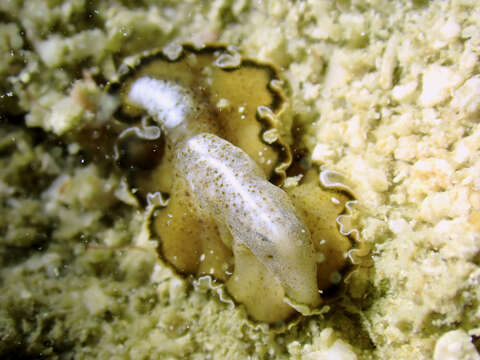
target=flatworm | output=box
[86,44,363,324]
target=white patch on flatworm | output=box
[176,133,319,306]
[128,76,192,129]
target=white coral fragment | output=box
[419,65,462,107]
[434,330,480,360]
